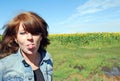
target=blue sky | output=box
[0,0,120,34]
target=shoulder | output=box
[40,50,52,60]
[42,51,53,66]
[44,51,53,61]
[0,54,14,72]
[0,53,19,67]
[0,59,3,70]
[0,53,18,61]
[46,52,52,59]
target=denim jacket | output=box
[0,49,53,81]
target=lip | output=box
[27,44,35,49]
[27,43,34,46]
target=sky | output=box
[0,0,120,34]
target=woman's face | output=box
[15,23,42,55]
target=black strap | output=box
[33,68,45,81]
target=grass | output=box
[47,46,120,81]
[0,33,120,80]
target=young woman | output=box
[0,11,53,81]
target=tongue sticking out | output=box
[27,44,35,49]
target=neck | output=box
[21,50,41,70]
[21,50,36,61]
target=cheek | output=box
[16,37,25,46]
[36,36,42,42]
[35,37,42,47]
[36,38,41,45]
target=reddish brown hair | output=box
[0,11,50,58]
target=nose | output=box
[27,33,33,40]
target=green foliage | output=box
[1,32,120,80]
[47,32,120,80]
[48,46,120,81]
[0,35,2,42]
[49,32,120,48]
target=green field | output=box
[0,33,120,81]
[47,33,120,81]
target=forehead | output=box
[18,23,24,31]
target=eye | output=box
[19,31,27,35]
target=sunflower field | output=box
[49,32,120,48]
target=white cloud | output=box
[52,0,120,33]
[59,0,120,25]
[74,0,120,19]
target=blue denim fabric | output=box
[0,49,53,81]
